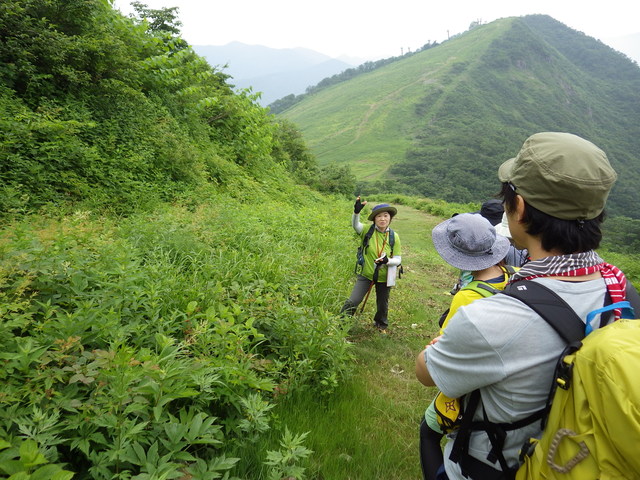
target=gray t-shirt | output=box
[425,277,609,479]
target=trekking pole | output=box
[358,279,376,315]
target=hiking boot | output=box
[374,322,388,333]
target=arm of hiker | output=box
[352,214,364,234]
[415,349,436,387]
[352,197,366,234]
[426,304,506,398]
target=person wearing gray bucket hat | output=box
[340,197,402,332]
[416,132,638,480]
[419,213,517,480]
[432,213,510,272]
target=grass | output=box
[249,203,457,479]
[4,194,636,479]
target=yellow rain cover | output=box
[516,320,640,479]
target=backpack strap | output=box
[625,281,640,313]
[461,266,518,299]
[501,280,585,343]
[355,226,396,276]
[362,225,395,255]
[362,224,376,251]
[503,264,517,276]
[462,281,501,298]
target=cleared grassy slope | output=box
[281,15,640,217]
[282,19,512,180]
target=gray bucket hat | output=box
[432,213,511,271]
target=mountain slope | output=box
[281,15,640,218]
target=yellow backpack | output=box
[449,280,640,480]
[516,318,640,479]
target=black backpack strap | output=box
[363,225,394,254]
[449,389,481,467]
[362,224,375,250]
[501,280,585,343]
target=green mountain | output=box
[281,15,640,218]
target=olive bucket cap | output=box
[498,132,617,220]
[368,203,397,221]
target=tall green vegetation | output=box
[0,0,354,220]
[0,193,356,478]
[0,0,359,477]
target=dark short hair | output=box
[500,182,604,254]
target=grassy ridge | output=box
[282,20,510,180]
[280,15,640,217]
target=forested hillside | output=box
[0,0,353,220]
[281,15,640,220]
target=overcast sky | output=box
[113,0,640,61]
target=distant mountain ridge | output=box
[193,42,356,105]
[280,15,640,219]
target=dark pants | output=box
[420,418,445,480]
[341,274,391,328]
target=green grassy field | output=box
[242,204,456,479]
[242,201,640,479]
[281,19,511,180]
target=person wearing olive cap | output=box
[416,132,635,479]
[341,197,402,331]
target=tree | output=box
[131,1,182,35]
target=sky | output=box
[112,0,640,62]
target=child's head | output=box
[432,213,510,271]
